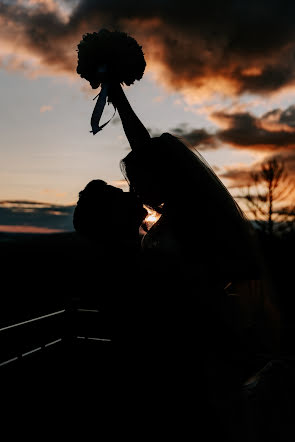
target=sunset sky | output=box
[1,0,295,231]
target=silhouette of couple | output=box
[73,83,279,441]
[75,82,258,274]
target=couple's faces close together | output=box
[111,192,148,232]
[122,151,167,210]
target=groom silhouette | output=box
[73,179,147,243]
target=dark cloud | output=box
[263,151,295,175]
[221,151,295,188]
[0,201,75,231]
[148,104,295,155]
[163,104,295,187]
[213,105,295,150]
[265,105,295,127]
[2,1,295,96]
[169,124,218,150]
[220,167,254,188]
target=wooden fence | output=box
[0,305,111,367]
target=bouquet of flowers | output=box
[77,29,146,134]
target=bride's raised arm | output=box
[109,83,151,152]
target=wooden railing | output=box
[0,305,111,367]
[2,302,293,371]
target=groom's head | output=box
[73,179,147,240]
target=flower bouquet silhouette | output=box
[77,29,146,134]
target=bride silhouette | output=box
[106,82,280,440]
[74,30,282,439]
[73,81,280,441]
[110,83,270,286]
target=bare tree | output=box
[237,157,295,236]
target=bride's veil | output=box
[176,134,280,352]
[190,146,246,220]
[141,132,280,352]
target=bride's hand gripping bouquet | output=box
[77,29,146,135]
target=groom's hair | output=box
[73,180,124,238]
[73,179,147,241]
[77,179,123,199]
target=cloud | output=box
[213,105,295,151]
[150,103,295,156]
[40,104,53,112]
[220,165,255,188]
[169,123,219,150]
[0,225,65,233]
[220,150,295,189]
[2,1,295,98]
[0,0,78,79]
[167,104,295,185]
[0,200,75,231]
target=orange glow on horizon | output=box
[0,225,67,234]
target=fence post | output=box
[63,297,79,348]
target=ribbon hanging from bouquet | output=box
[90,83,116,135]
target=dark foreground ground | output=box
[1,230,295,440]
[2,336,295,441]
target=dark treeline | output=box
[1,226,295,347]
[256,229,295,335]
